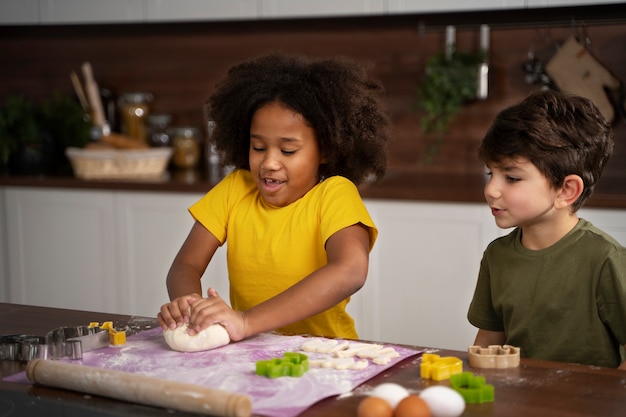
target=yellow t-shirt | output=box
[189,169,377,338]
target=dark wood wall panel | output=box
[1,6,625,195]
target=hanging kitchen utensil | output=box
[545,34,621,122]
[476,24,490,100]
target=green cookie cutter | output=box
[449,371,495,403]
[256,352,309,378]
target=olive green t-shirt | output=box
[468,219,626,368]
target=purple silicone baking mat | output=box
[4,328,424,417]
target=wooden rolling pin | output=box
[81,62,107,128]
[26,359,252,417]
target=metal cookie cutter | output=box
[0,326,110,361]
[1,334,45,361]
[46,325,110,360]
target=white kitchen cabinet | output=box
[526,0,624,6]
[3,187,626,351]
[0,0,38,24]
[4,188,118,313]
[387,0,525,13]
[39,0,143,24]
[358,200,501,350]
[145,0,258,22]
[357,201,626,351]
[113,191,229,317]
[1,187,228,318]
[1,0,618,25]
[258,0,384,18]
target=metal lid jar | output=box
[170,126,201,170]
[147,114,172,147]
[118,92,153,144]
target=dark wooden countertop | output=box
[2,169,626,209]
[1,303,625,417]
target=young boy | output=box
[467,90,626,369]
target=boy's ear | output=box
[555,174,584,209]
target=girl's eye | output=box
[282,150,296,156]
[506,176,520,183]
[485,171,493,177]
[252,146,265,152]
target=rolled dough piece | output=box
[163,324,230,352]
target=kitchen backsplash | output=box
[1,6,625,182]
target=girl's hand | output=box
[157,293,201,330]
[187,288,247,341]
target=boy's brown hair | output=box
[478,89,614,211]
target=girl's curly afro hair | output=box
[205,52,392,185]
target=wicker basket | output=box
[66,147,173,180]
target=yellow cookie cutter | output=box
[89,321,126,346]
[420,353,463,381]
[468,345,520,369]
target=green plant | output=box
[0,95,39,164]
[416,50,485,163]
[0,93,91,173]
[40,93,91,149]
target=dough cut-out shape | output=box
[299,338,398,368]
[163,323,230,352]
[468,345,520,369]
[357,346,398,359]
[372,351,400,365]
[309,356,369,370]
[335,342,383,358]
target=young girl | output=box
[158,53,391,342]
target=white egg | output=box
[419,386,465,417]
[370,383,410,409]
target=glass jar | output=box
[118,92,153,144]
[147,114,172,147]
[170,127,201,170]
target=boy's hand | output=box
[157,293,201,330]
[186,288,247,341]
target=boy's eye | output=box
[252,146,265,152]
[282,150,296,155]
[506,176,520,183]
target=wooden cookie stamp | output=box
[468,345,520,369]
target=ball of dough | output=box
[163,323,230,352]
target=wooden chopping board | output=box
[546,35,621,122]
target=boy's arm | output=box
[473,329,506,347]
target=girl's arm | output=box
[473,329,506,347]
[186,223,371,341]
[157,221,220,330]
